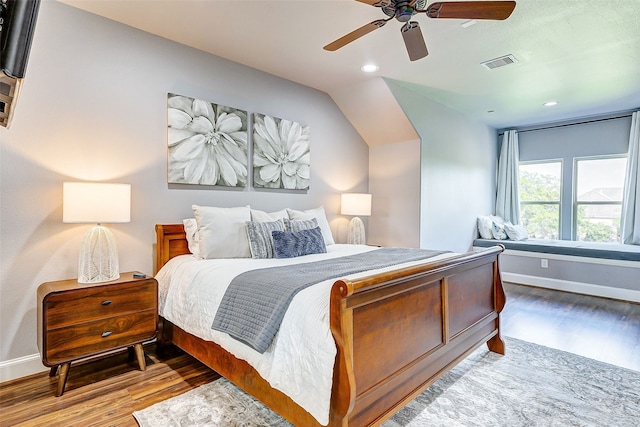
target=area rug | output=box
[133,337,640,426]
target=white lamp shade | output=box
[63,182,130,283]
[63,182,131,224]
[341,193,372,217]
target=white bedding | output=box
[155,244,455,425]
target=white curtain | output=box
[496,130,520,223]
[621,111,640,245]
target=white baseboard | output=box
[0,353,47,383]
[502,272,640,303]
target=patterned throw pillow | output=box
[271,226,327,258]
[284,217,318,232]
[245,219,285,259]
[491,220,508,240]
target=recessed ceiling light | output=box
[361,64,379,73]
[461,20,477,28]
[543,101,558,107]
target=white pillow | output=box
[182,218,201,258]
[286,206,335,245]
[477,216,494,239]
[504,222,529,241]
[250,208,288,222]
[192,205,252,258]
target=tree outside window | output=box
[575,157,627,243]
[519,161,561,239]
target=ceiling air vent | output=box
[481,54,518,70]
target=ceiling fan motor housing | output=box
[396,5,415,22]
[384,0,427,22]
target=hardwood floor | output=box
[0,345,219,427]
[501,283,640,371]
[1,283,638,426]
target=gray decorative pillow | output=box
[272,226,327,258]
[504,222,529,241]
[284,217,318,232]
[246,219,285,259]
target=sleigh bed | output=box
[154,223,505,426]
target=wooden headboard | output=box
[155,224,190,274]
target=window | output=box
[518,156,628,243]
[519,161,562,239]
[574,156,627,243]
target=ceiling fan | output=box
[324,1,516,61]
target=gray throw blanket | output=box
[212,247,448,353]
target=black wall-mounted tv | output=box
[0,0,39,127]
[1,0,41,79]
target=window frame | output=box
[518,159,564,239]
[572,154,627,241]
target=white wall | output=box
[385,80,498,253]
[369,139,421,247]
[0,1,368,379]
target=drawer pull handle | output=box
[101,300,112,306]
[101,331,112,338]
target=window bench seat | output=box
[473,238,640,262]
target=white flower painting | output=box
[253,113,310,190]
[167,93,248,187]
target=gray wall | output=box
[386,80,498,253]
[499,253,639,292]
[0,1,368,368]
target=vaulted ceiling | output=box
[60,0,640,145]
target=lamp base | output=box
[78,225,120,283]
[347,217,366,245]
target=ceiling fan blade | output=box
[324,19,389,51]
[401,22,429,61]
[355,0,389,5]
[423,1,516,20]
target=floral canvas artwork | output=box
[167,93,248,187]
[253,113,310,190]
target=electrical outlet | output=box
[541,259,548,268]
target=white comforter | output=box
[155,244,454,425]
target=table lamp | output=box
[341,193,372,245]
[63,182,131,283]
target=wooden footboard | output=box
[329,246,504,426]
[154,224,505,427]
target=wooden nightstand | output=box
[37,272,158,396]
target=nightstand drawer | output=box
[44,310,157,365]
[45,280,156,329]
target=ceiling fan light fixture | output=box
[361,64,379,73]
[461,19,477,28]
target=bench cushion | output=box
[473,238,640,262]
